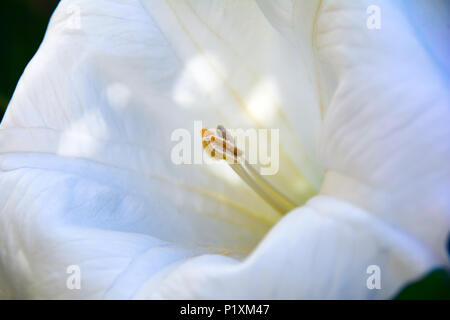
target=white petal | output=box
[138,196,437,299]
[315,0,450,263]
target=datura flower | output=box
[0,0,448,299]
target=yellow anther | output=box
[201,127,242,163]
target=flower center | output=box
[202,125,298,214]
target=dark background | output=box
[0,0,59,118]
[0,0,448,300]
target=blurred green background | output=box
[0,0,59,118]
[0,0,448,300]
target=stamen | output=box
[202,127,242,163]
[201,125,298,214]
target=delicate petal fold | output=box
[138,196,437,299]
[315,0,450,263]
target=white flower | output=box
[0,0,448,299]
